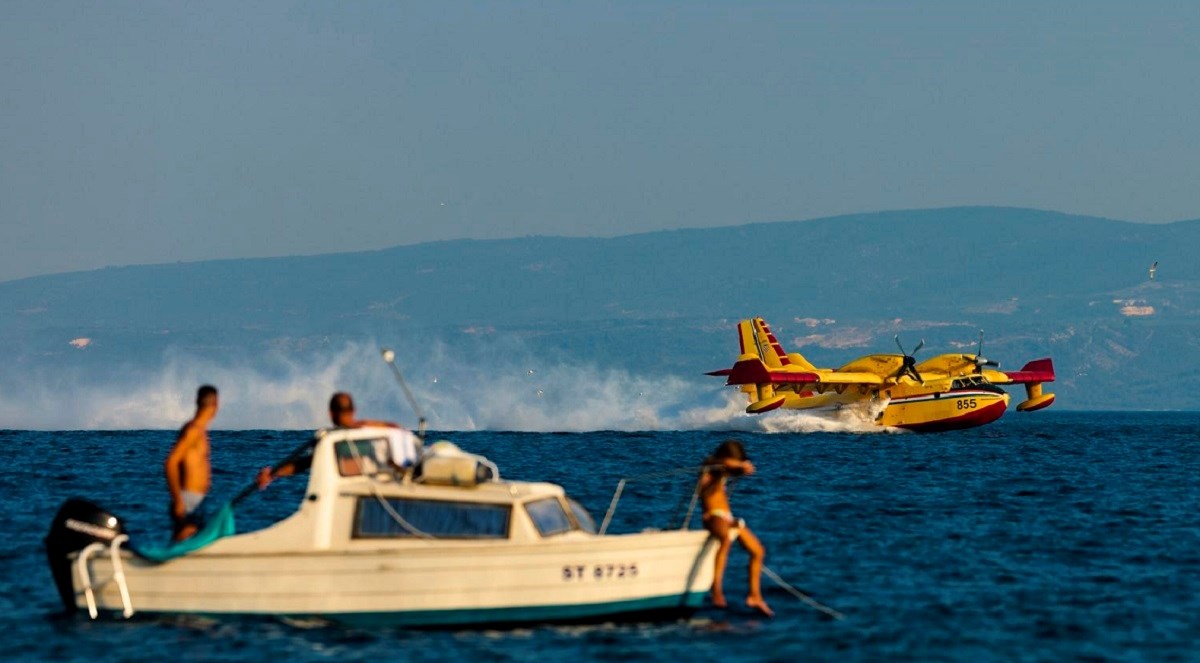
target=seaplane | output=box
[707,317,1056,432]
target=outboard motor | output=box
[44,498,127,613]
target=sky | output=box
[3,1,1200,283]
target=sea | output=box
[2,411,1198,662]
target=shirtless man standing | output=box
[165,385,219,541]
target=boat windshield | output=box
[567,498,597,534]
[334,432,419,477]
[335,439,388,476]
[525,498,574,537]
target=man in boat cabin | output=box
[164,385,219,541]
[698,439,773,617]
[256,391,400,488]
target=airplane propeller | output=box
[894,335,925,383]
[971,329,1000,372]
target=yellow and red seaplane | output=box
[707,317,1056,432]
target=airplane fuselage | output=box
[878,385,1009,432]
[775,380,1011,432]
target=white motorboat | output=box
[45,427,717,626]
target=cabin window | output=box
[525,498,574,537]
[567,498,597,534]
[354,498,510,539]
[334,439,389,476]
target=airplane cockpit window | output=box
[953,376,989,389]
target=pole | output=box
[231,437,316,505]
[381,348,427,439]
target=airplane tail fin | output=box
[705,317,815,413]
[748,317,818,371]
[705,319,774,386]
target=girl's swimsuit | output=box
[702,509,745,541]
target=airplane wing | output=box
[915,354,980,377]
[835,354,906,380]
[707,362,885,386]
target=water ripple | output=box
[3,412,1200,660]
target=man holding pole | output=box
[256,392,399,488]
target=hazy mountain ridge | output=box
[3,207,1198,413]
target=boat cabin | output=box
[238,427,598,553]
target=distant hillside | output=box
[2,206,1198,418]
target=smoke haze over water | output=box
[0,338,895,434]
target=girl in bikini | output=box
[698,440,773,617]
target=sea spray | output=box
[0,337,895,433]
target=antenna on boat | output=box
[381,348,427,440]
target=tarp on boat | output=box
[132,502,236,563]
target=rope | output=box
[692,468,846,620]
[675,480,702,531]
[680,468,743,530]
[762,565,846,621]
[598,461,848,621]
[721,474,845,620]
[369,489,435,540]
[345,439,435,540]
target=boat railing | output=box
[598,465,711,536]
[78,533,134,620]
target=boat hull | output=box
[322,593,707,628]
[65,531,716,626]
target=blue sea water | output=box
[2,412,1199,661]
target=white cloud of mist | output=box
[754,398,900,435]
[0,336,897,434]
[0,344,381,430]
